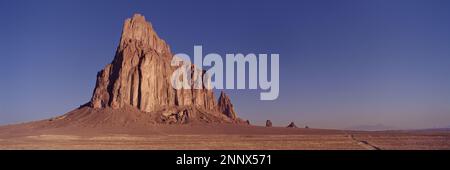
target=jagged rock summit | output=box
[87,14,244,125]
[217,91,238,120]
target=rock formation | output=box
[217,91,237,120]
[245,120,251,125]
[266,120,272,127]
[287,122,297,128]
[89,14,242,124]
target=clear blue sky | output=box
[1,0,450,129]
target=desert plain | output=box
[1,121,449,150]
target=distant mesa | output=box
[265,120,272,127]
[286,122,297,128]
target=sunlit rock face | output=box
[90,14,240,123]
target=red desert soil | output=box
[0,107,449,150]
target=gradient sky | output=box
[1,0,450,129]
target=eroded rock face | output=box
[217,91,237,120]
[90,14,238,122]
[161,108,190,124]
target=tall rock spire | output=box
[90,14,237,122]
